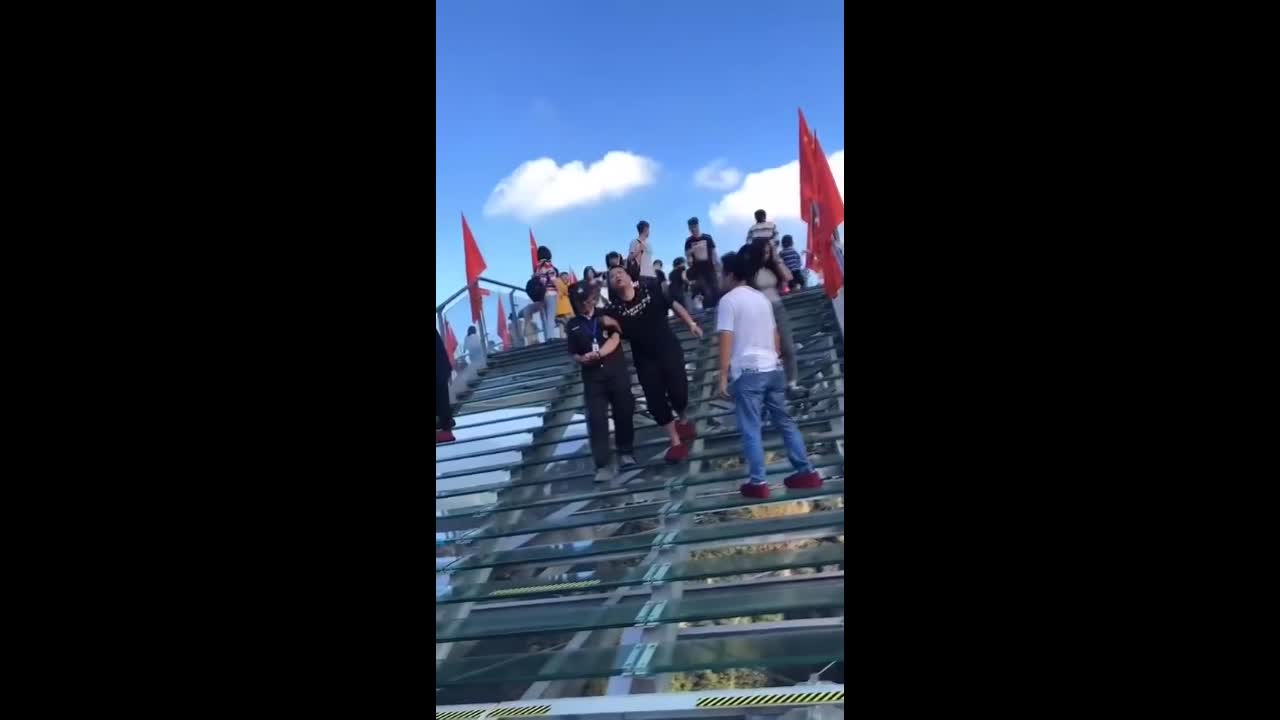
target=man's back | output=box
[716,286,778,377]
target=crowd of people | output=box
[435,208,823,500]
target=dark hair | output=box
[781,234,794,247]
[687,216,699,227]
[583,265,597,281]
[749,234,775,261]
[537,245,552,261]
[722,250,752,283]
[605,251,622,268]
[568,281,591,315]
[754,209,767,222]
[653,259,663,268]
[636,220,649,234]
[672,257,685,267]
[467,326,478,335]
[739,242,766,281]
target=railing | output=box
[436,276,552,368]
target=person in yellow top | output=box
[554,272,574,335]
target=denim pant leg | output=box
[772,299,798,385]
[763,370,813,473]
[731,372,768,484]
[542,291,559,340]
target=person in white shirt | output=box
[628,220,656,278]
[716,247,820,499]
[464,326,485,364]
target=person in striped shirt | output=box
[779,234,805,290]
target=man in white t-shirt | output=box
[628,220,655,278]
[715,247,820,499]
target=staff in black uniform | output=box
[566,282,636,482]
[605,265,702,463]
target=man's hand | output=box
[688,322,703,338]
[717,376,730,399]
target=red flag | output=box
[567,266,578,285]
[809,130,844,298]
[529,229,539,272]
[799,110,844,299]
[444,321,458,365]
[496,297,510,351]
[462,213,488,322]
[799,108,818,223]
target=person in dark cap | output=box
[684,217,719,309]
[565,281,636,481]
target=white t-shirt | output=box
[629,237,655,277]
[716,286,780,380]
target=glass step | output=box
[440,478,844,546]
[436,428,845,498]
[437,408,843,480]
[438,454,846,520]
[436,579,843,643]
[436,626,843,687]
[439,372,844,460]
[442,509,845,573]
[438,541,844,604]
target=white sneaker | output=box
[618,454,638,469]
[594,467,616,483]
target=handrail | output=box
[436,277,542,360]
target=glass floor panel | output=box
[436,580,844,642]
[438,542,845,604]
[440,479,845,546]
[436,627,844,687]
[442,509,845,573]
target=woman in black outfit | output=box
[565,281,636,481]
[436,329,455,443]
[604,266,702,463]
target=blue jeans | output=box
[730,369,813,485]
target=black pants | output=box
[436,375,452,430]
[584,368,635,469]
[689,262,719,307]
[635,341,689,426]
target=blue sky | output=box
[435,0,845,306]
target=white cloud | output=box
[693,159,743,190]
[483,151,659,221]
[707,150,844,228]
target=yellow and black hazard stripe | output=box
[486,705,552,718]
[487,580,600,597]
[436,711,485,720]
[695,690,844,708]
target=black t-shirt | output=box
[605,277,677,355]
[685,234,716,266]
[565,313,625,378]
[670,267,686,289]
[654,269,667,284]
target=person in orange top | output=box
[554,272,574,335]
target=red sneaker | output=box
[783,470,822,489]
[740,482,770,499]
[664,444,689,463]
[436,430,456,444]
[675,420,697,443]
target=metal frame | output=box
[437,276,844,708]
[436,684,845,719]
